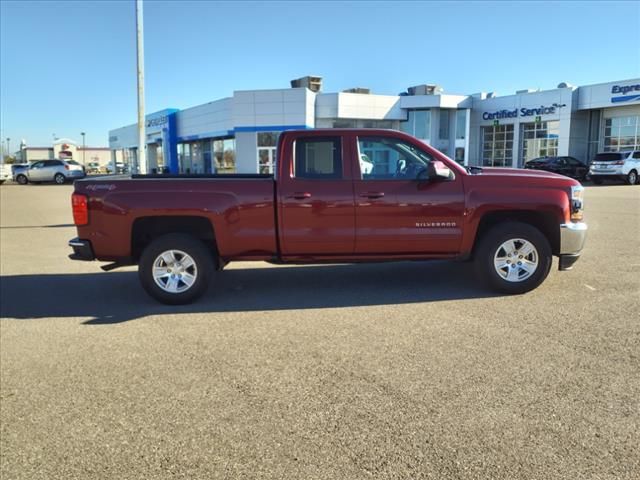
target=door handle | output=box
[289,192,312,200]
[359,192,385,199]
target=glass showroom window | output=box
[455,110,466,140]
[481,124,514,167]
[439,110,450,140]
[521,121,559,164]
[177,143,192,173]
[257,132,279,174]
[333,120,394,129]
[603,115,640,152]
[333,120,357,128]
[214,138,236,174]
[401,110,430,141]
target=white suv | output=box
[589,151,640,185]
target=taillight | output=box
[612,160,625,165]
[72,193,88,225]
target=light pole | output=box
[81,132,86,166]
[135,0,147,174]
[6,138,10,160]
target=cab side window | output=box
[31,161,45,169]
[357,136,431,180]
[294,137,342,179]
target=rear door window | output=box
[294,137,342,179]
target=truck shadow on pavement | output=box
[0,261,498,325]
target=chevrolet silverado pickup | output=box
[68,129,587,304]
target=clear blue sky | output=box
[1,0,639,148]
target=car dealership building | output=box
[108,76,640,174]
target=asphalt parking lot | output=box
[1,182,639,479]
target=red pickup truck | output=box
[69,129,587,304]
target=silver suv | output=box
[589,150,640,185]
[14,160,85,185]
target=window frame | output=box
[293,136,344,180]
[355,135,433,181]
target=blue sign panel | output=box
[611,84,640,103]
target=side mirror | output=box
[419,161,452,181]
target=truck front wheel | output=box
[475,222,552,294]
[139,233,214,305]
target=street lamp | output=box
[81,132,86,166]
[6,138,10,159]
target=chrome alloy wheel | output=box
[152,249,198,293]
[493,238,539,283]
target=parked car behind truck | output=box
[524,156,589,181]
[589,151,640,185]
[69,129,587,304]
[15,159,85,185]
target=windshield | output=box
[594,153,624,162]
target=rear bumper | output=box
[68,237,95,261]
[558,222,587,271]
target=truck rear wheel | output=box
[139,233,214,305]
[475,222,552,294]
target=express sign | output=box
[611,84,640,103]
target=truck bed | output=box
[74,175,278,261]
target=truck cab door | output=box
[353,134,465,254]
[277,134,355,256]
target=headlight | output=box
[570,185,584,222]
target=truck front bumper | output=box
[68,237,95,261]
[558,222,587,271]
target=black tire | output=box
[54,173,66,184]
[16,174,28,185]
[139,233,214,305]
[592,177,604,185]
[474,221,553,294]
[627,170,638,185]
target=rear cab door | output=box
[276,130,356,257]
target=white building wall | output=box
[176,98,232,139]
[109,124,138,149]
[235,131,257,173]
[232,88,312,128]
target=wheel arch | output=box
[471,210,560,258]
[131,215,218,263]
